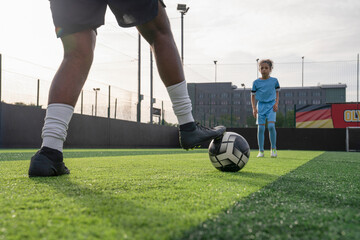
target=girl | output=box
[251,59,280,157]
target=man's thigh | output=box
[50,0,107,37]
[108,0,165,27]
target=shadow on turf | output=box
[231,171,278,180]
[213,171,280,188]
[175,152,360,240]
[1,149,207,161]
[26,166,279,239]
[29,175,178,238]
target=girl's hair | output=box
[259,59,274,69]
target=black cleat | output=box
[179,122,226,150]
[28,147,70,177]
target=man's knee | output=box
[138,23,172,45]
[61,30,96,63]
[137,4,172,44]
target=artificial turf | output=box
[0,149,358,240]
[179,151,360,240]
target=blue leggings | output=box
[257,123,277,151]
[268,122,277,150]
[257,125,265,152]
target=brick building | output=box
[187,82,346,127]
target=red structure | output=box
[296,103,360,128]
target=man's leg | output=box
[48,30,96,106]
[29,30,96,177]
[136,2,225,149]
[136,2,183,87]
[136,1,193,125]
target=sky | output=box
[0,0,359,116]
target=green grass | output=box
[179,151,360,240]
[0,149,359,240]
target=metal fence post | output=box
[37,79,40,107]
[0,54,2,103]
[108,85,111,118]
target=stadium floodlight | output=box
[177,4,189,13]
[177,4,190,64]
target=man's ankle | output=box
[39,146,63,162]
[179,121,196,132]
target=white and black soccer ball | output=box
[208,132,250,172]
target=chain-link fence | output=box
[0,53,359,126]
[0,54,177,125]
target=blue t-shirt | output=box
[251,77,280,102]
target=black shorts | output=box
[50,0,166,38]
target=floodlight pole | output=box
[357,53,359,125]
[0,54,2,103]
[114,98,117,119]
[108,85,111,118]
[150,49,153,124]
[357,53,359,104]
[37,79,40,107]
[177,4,189,64]
[161,100,164,125]
[137,34,142,122]
[302,56,304,87]
[80,90,83,115]
[93,88,100,117]
[256,58,259,78]
[214,60,217,82]
[180,11,184,64]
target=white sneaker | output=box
[257,151,264,158]
[271,149,277,158]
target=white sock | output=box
[166,81,194,125]
[41,103,74,152]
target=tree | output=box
[246,115,256,128]
[276,110,295,128]
[284,110,295,128]
[276,111,285,127]
[218,114,238,128]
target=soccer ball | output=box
[208,132,250,172]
